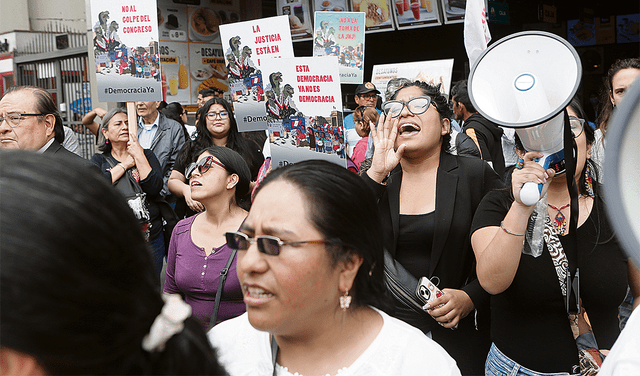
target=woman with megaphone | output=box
[470,99,640,375]
[363,80,504,375]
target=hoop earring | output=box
[339,290,351,311]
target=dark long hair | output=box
[160,101,190,140]
[390,80,453,153]
[178,97,260,179]
[597,58,640,131]
[254,160,390,311]
[0,151,226,375]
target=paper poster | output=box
[392,0,441,29]
[617,14,640,44]
[314,0,349,12]
[371,58,454,101]
[277,0,314,41]
[567,20,596,46]
[350,0,395,33]
[259,56,346,168]
[220,15,295,132]
[90,0,162,102]
[440,0,466,24]
[313,12,365,84]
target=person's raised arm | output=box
[365,112,405,184]
[471,151,554,295]
[82,107,107,135]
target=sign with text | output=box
[220,15,295,132]
[372,58,454,100]
[313,12,365,84]
[260,56,346,168]
[90,0,162,102]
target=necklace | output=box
[548,202,570,234]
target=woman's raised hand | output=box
[511,151,555,206]
[367,112,406,183]
[126,129,146,162]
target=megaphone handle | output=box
[520,182,542,206]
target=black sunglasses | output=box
[185,156,226,180]
[225,231,329,256]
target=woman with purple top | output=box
[164,146,250,329]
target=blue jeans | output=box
[148,234,165,281]
[485,344,578,376]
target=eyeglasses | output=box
[206,111,229,120]
[0,112,45,128]
[225,231,329,256]
[186,156,226,179]
[358,93,377,100]
[569,117,585,138]
[382,96,433,118]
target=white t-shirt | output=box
[208,308,461,376]
[598,307,640,375]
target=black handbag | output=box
[383,249,431,316]
[105,156,151,234]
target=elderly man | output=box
[343,82,381,158]
[0,86,96,168]
[135,100,185,200]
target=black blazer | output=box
[44,140,102,174]
[363,150,503,376]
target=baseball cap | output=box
[355,82,380,96]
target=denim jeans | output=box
[148,234,165,281]
[485,344,578,376]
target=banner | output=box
[371,59,454,101]
[220,15,295,132]
[464,0,491,67]
[313,12,365,84]
[260,56,346,168]
[90,0,162,102]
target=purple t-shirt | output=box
[164,214,246,328]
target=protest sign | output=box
[391,0,442,30]
[313,12,365,84]
[220,15,295,132]
[259,56,346,168]
[371,59,454,100]
[89,0,162,102]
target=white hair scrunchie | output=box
[142,294,192,352]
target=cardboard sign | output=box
[260,56,346,168]
[220,15,295,132]
[313,12,366,84]
[372,59,454,100]
[90,0,162,102]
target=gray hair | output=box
[385,77,412,100]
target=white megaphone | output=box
[604,79,640,268]
[468,31,582,206]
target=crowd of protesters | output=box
[1,57,639,376]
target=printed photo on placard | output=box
[314,0,349,12]
[90,0,162,102]
[350,0,394,32]
[259,56,346,168]
[220,15,295,131]
[313,12,365,84]
[371,59,454,100]
[277,0,314,41]
[440,0,466,24]
[189,43,228,102]
[392,0,441,29]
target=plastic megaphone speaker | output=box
[468,31,582,205]
[604,79,640,268]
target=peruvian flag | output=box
[464,0,491,68]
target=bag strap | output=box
[207,248,238,331]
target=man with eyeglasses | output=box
[343,82,381,159]
[451,80,506,178]
[136,100,185,200]
[0,86,98,169]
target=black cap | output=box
[355,82,380,96]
